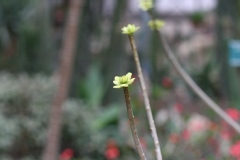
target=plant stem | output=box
[128,35,163,160]
[123,87,147,160]
[147,11,240,134]
[157,30,240,134]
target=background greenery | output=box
[0,0,240,159]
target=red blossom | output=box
[105,147,120,160]
[60,148,74,160]
[225,108,240,121]
[181,129,190,140]
[230,141,240,158]
[220,108,240,139]
[105,139,120,160]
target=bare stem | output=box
[147,9,240,134]
[128,35,163,160]
[157,30,240,134]
[123,87,147,160]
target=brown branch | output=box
[128,35,163,160]
[123,87,147,160]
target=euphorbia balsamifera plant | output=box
[113,72,147,160]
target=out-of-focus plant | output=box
[189,12,205,27]
[144,0,240,134]
[0,0,53,73]
[60,148,74,160]
[0,72,141,159]
[148,20,165,31]
[230,141,240,159]
[155,104,240,159]
[190,59,221,99]
[139,0,153,11]
[0,72,56,159]
[78,65,105,107]
[0,0,30,50]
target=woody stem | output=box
[128,34,163,160]
[123,87,147,160]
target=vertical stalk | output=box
[42,0,82,160]
[123,87,147,160]
[128,35,163,160]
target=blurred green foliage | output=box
[0,0,240,159]
[0,0,53,73]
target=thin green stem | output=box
[128,35,163,160]
[123,87,147,160]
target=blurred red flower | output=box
[162,77,173,88]
[225,108,240,121]
[105,147,120,160]
[220,130,231,140]
[174,103,184,113]
[220,108,240,140]
[230,141,240,158]
[105,139,120,160]
[60,148,74,160]
[181,129,190,140]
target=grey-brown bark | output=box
[42,0,82,160]
[123,87,147,160]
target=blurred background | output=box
[0,0,240,159]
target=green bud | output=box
[122,24,140,35]
[148,19,165,30]
[113,72,135,89]
[139,0,153,11]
